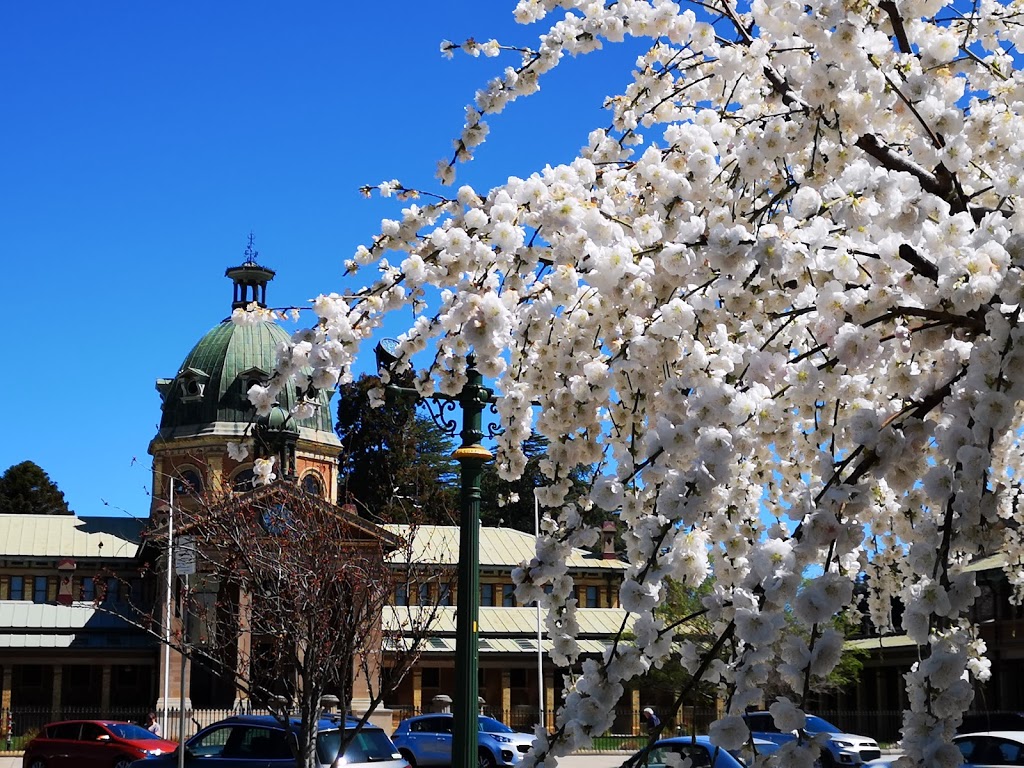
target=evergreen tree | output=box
[335,374,457,524]
[0,460,73,515]
[479,432,594,533]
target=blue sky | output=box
[0,2,644,518]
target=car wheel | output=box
[399,748,417,767]
[113,758,134,768]
[27,759,46,768]
[478,747,497,768]
[819,750,835,768]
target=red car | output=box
[22,720,178,768]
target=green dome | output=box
[158,319,334,435]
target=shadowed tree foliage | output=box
[335,374,458,524]
[0,460,73,515]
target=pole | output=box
[451,356,492,768]
[177,573,188,768]
[534,490,544,734]
[162,482,174,736]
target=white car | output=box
[743,712,881,766]
[867,730,1024,767]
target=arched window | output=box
[173,468,204,496]
[232,467,256,492]
[301,472,324,498]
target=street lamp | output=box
[374,340,494,768]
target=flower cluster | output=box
[253,0,1024,764]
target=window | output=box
[233,468,256,492]
[79,722,107,742]
[585,585,599,608]
[9,576,24,600]
[104,577,120,604]
[189,726,235,758]
[418,583,431,605]
[81,577,95,601]
[438,583,452,606]
[301,473,324,498]
[174,468,204,496]
[394,583,408,606]
[502,584,516,607]
[33,576,48,604]
[411,717,452,734]
[480,584,495,606]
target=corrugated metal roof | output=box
[383,605,632,636]
[383,636,612,655]
[0,515,144,559]
[0,601,136,630]
[384,525,626,570]
[845,634,918,651]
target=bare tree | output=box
[108,479,446,768]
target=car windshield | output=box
[804,716,842,734]
[317,728,401,764]
[479,717,514,734]
[106,724,162,741]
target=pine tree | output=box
[0,460,73,515]
[335,374,457,524]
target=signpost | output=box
[174,535,195,768]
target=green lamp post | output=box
[375,340,494,768]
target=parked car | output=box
[866,730,1024,767]
[391,713,534,767]
[127,713,409,768]
[743,711,880,766]
[626,735,751,768]
[22,719,179,768]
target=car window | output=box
[107,723,162,741]
[804,716,841,734]
[413,717,451,734]
[80,723,107,741]
[344,729,403,763]
[224,726,290,759]
[479,717,514,734]
[46,723,81,740]
[190,725,236,757]
[746,714,776,733]
[966,736,1024,766]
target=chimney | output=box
[602,520,618,559]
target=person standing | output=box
[640,707,660,735]
[145,712,162,737]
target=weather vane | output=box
[243,232,259,265]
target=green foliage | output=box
[479,431,595,533]
[0,460,72,515]
[335,374,458,523]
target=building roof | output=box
[0,514,144,560]
[383,605,632,637]
[154,262,338,443]
[384,525,626,571]
[383,605,631,655]
[0,602,154,649]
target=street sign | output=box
[174,535,196,575]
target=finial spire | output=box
[225,234,276,311]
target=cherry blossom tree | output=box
[241,1,1024,765]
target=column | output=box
[632,688,641,735]
[51,666,63,719]
[544,673,555,733]
[2,665,12,710]
[501,670,511,724]
[100,665,112,713]
[412,669,422,713]
[234,589,252,708]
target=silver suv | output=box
[742,712,881,767]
